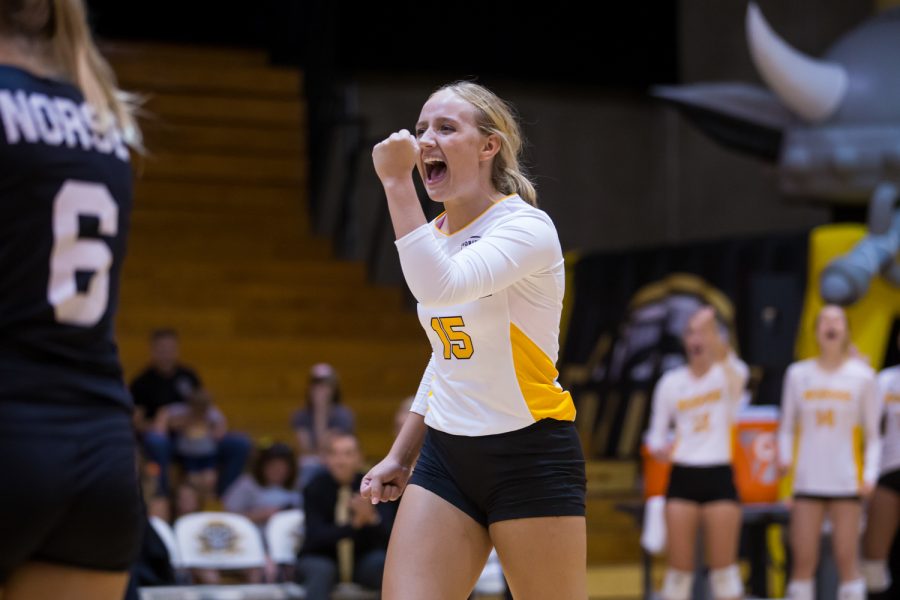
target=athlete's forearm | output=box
[718,351,746,402]
[382,176,427,240]
[388,411,427,468]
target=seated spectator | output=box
[296,432,394,600]
[131,328,201,433]
[223,442,302,525]
[130,328,251,496]
[291,363,355,487]
[161,388,226,502]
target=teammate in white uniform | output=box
[645,307,749,600]
[359,82,586,600]
[778,305,878,600]
[861,332,900,595]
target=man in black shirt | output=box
[130,329,201,428]
[297,432,395,600]
[130,329,249,496]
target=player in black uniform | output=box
[0,1,142,598]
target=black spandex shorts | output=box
[666,464,739,504]
[878,469,900,495]
[793,493,861,502]
[0,400,142,582]
[408,418,586,527]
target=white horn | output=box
[746,2,848,123]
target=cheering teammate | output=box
[778,305,879,600]
[361,81,587,600]
[645,306,749,600]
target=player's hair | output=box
[150,327,178,342]
[252,442,297,487]
[323,430,360,455]
[435,81,537,206]
[0,0,142,149]
[306,363,343,406]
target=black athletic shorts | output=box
[666,464,739,504]
[877,469,900,495]
[793,493,861,502]
[408,418,586,527]
[0,400,142,582]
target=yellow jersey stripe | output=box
[510,322,576,422]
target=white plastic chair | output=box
[149,516,183,569]
[264,509,305,565]
[174,512,267,571]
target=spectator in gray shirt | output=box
[223,442,302,525]
[291,363,355,487]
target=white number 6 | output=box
[47,180,118,327]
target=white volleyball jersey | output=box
[878,366,900,475]
[645,355,750,466]
[398,194,575,436]
[778,358,880,495]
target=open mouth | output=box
[824,329,839,340]
[424,157,448,185]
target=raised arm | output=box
[395,211,560,307]
[720,352,750,406]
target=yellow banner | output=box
[796,224,900,369]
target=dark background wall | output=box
[87,0,878,272]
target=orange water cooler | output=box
[732,405,780,503]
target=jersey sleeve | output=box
[721,353,750,406]
[410,354,435,416]
[861,372,882,485]
[394,211,561,307]
[645,375,674,454]
[777,365,799,470]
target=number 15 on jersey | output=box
[431,316,474,360]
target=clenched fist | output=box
[373,129,419,183]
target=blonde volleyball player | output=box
[861,331,900,595]
[360,82,587,600]
[778,305,879,600]
[645,306,749,600]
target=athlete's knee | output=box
[837,578,866,600]
[709,564,743,599]
[862,559,892,592]
[787,579,815,600]
[661,568,693,600]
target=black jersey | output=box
[0,65,133,409]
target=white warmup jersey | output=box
[778,358,880,495]
[878,366,900,475]
[396,194,574,436]
[645,355,750,466]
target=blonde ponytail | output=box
[500,166,537,207]
[51,0,142,149]
[436,81,538,206]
